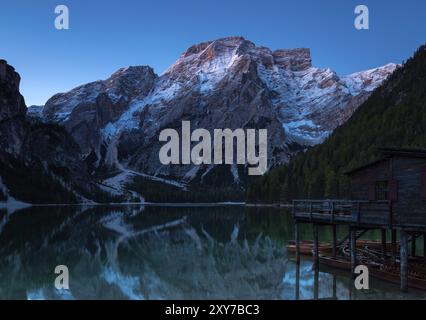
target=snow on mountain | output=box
[256,52,398,146]
[342,63,398,95]
[106,38,396,148]
[43,66,156,123]
[39,37,397,188]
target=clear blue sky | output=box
[1,0,425,106]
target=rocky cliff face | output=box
[38,37,397,193]
[0,59,27,155]
[0,60,26,122]
[0,60,119,204]
[43,66,157,155]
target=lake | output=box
[0,204,425,300]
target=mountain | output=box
[247,45,426,204]
[37,37,396,201]
[43,66,157,155]
[0,60,120,205]
[0,60,27,156]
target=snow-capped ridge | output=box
[42,65,157,123]
[272,48,312,71]
[40,37,398,189]
[342,63,399,96]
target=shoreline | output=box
[1,201,293,208]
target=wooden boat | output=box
[372,267,426,291]
[319,255,426,291]
[319,256,352,271]
[357,240,400,253]
[287,240,397,256]
[286,240,333,255]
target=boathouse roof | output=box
[345,148,426,175]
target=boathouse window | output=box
[375,181,389,201]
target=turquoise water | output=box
[0,205,424,300]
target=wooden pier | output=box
[292,199,426,292]
[291,149,426,291]
[293,200,395,227]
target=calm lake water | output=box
[0,204,425,300]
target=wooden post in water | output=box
[350,228,357,276]
[424,233,426,264]
[332,275,337,300]
[314,267,319,300]
[332,225,337,258]
[400,230,408,292]
[411,234,416,257]
[392,229,397,262]
[381,229,387,261]
[313,224,319,269]
[295,223,300,265]
[295,259,300,300]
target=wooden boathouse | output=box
[293,148,426,291]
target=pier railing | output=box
[293,200,392,227]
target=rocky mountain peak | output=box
[104,65,157,98]
[0,59,26,122]
[175,37,313,74]
[272,48,312,71]
[164,38,316,97]
[0,59,20,86]
[37,37,398,192]
[182,36,252,58]
[42,65,157,123]
[165,37,251,80]
[108,65,156,82]
[0,59,119,204]
[342,63,399,95]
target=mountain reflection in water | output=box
[0,205,425,300]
